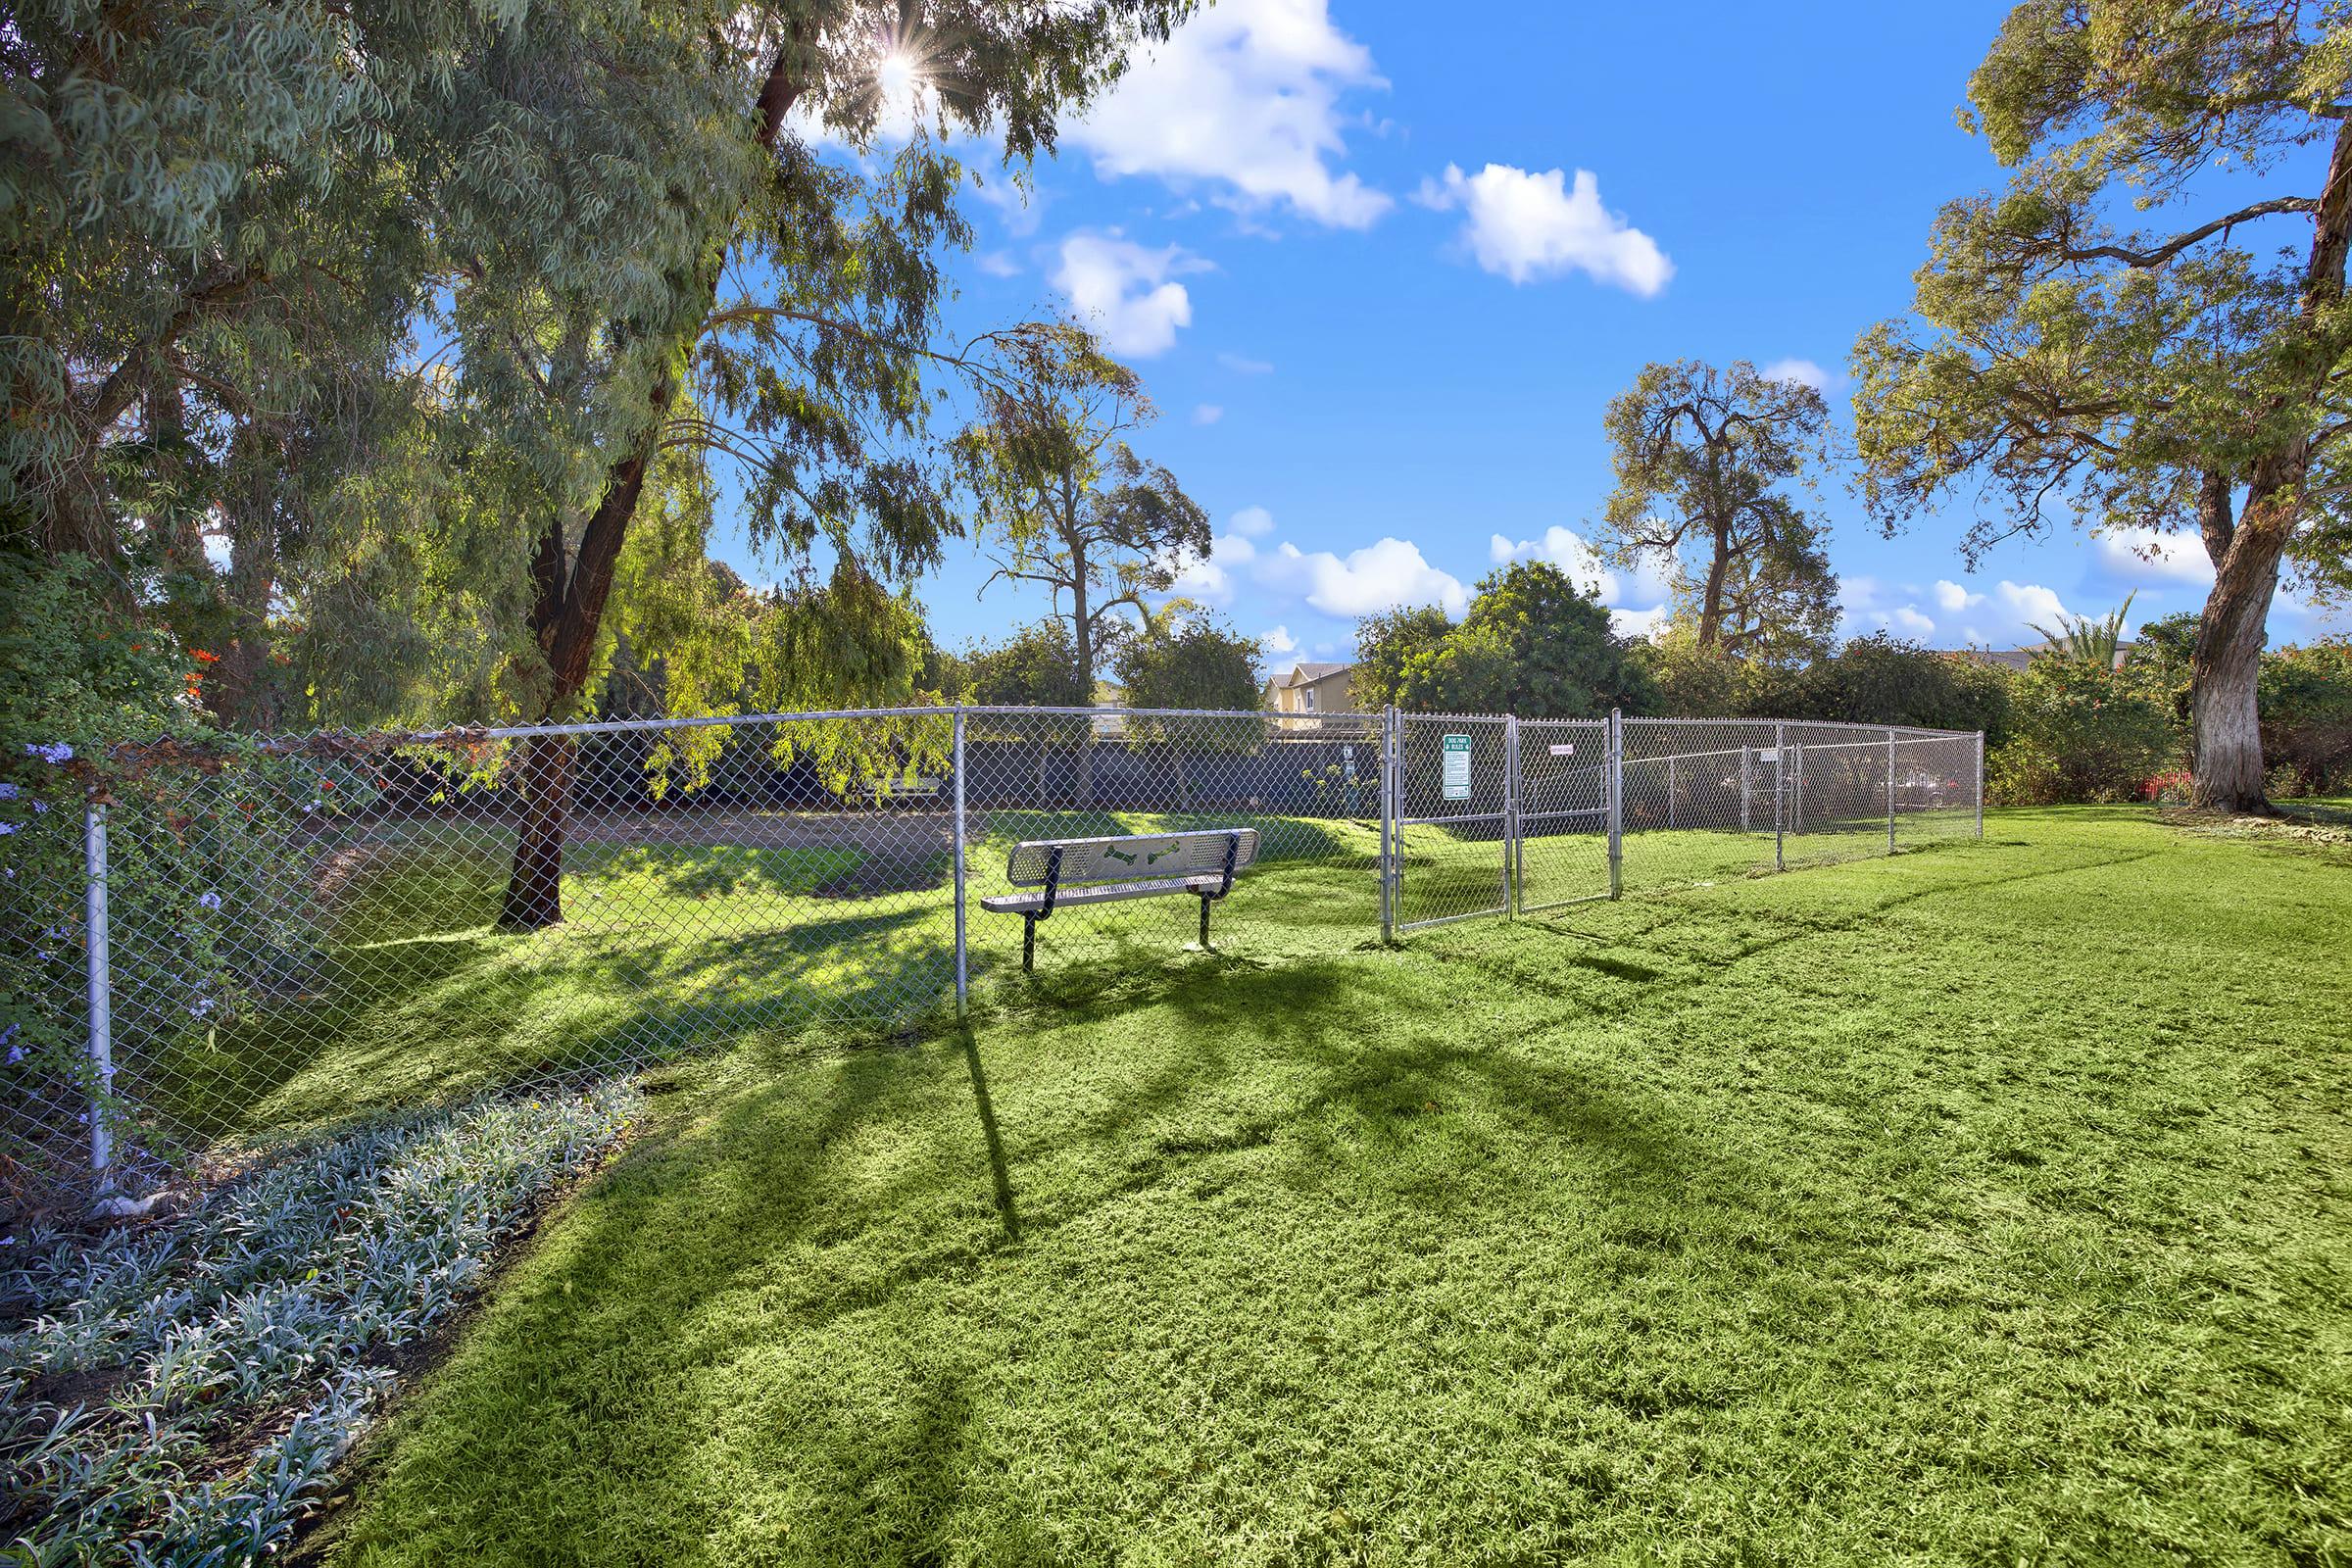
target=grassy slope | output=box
[328,808,2350,1566]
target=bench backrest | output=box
[1005,829,1260,887]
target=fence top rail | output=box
[74,708,1973,766]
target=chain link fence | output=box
[2,706,1978,1208]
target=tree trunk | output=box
[211,434,279,729]
[499,732,575,929]
[1694,523,1731,651]
[1071,556,1096,808]
[2189,478,2293,811]
[493,43,806,925]
[2184,118,2352,808]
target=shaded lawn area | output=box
[318,808,2351,1566]
[156,814,1387,1145]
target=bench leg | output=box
[1023,913,1035,973]
[1198,895,1211,951]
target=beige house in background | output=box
[1263,661,1356,715]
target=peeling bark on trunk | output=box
[2190,476,2293,810]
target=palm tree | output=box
[2030,590,2137,669]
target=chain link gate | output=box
[1385,712,1513,932]
[1514,716,1614,912]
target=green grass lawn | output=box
[311,807,2352,1566]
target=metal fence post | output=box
[1666,754,1677,830]
[1975,729,1985,838]
[1606,709,1623,900]
[1773,721,1787,872]
[1379,705,1396,942]
[952,707,968,1020]
[1740,745,1752,833]
[1886,727,1898,855]
[83,802,115,1195]
[1503,715,1520,916]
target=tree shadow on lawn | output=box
[175,901,957,1147]
[342,956,1788,1566]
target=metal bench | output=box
[981,828,1260,971]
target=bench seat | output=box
[980,874,1229,915]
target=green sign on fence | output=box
[1443,733,1473,801]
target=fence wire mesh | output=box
[2,705,1977,1207]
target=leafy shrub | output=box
[2258,639,2352,795]
[2000,658,2174,803]
[0,1082,638,1565]
[1359,564,1655,718]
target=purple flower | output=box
[23,742,73,765]
[4,1047,22,1066]
[0,824,16,837]
[198,891,222,911]
[0,783,16,801]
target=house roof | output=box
[1282,662,1351,685]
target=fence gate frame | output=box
[1377,706,1985,943]
[1389,710,1516,934]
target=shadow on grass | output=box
[330,950,1746,1566]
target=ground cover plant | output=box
[312,808,2349,1565]
[0,1085,638,1565]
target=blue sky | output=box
[724,0,2346,671]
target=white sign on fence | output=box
[1443,733,1473,801]
[1548,743,1575,757]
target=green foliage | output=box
[1640,631,2012,740]
[1989,658,2173,805]
[1850,3,2352,556]
[1349,604,1453,710]
[0,552,191,749]
[2259,639,2352,794]
[1113,614,1261,714]
[1600,360,1836,656]
[1360,564,1655,718]
[961,622,1092,710]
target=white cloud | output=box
[1932,579,1984,614]
[1052,231,1209,357]
[1228,506,1275,537]
[1610,605,1670,640]
[1193,403,1225,425]
[1259,537,1468,617]
[973,249,1021,278]
[1217,351,1275,375]
[1994,580,2069,631]
[1487,526,1675,611]
[1845,576,2073,645]
[1160,530,1258,605]
[1761,358,1832,393]
[1261,624,1299,656]
[1417,163,1672,294]
[1069,0,1392,229]
[972,172,1043,236]
[2097,526,2215,586]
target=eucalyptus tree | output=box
[1599,360,1837,656]
[956,324,1211,695]
[411,1,1189,926]
[1851,0,2352,809]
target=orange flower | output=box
[191,649,220,664]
